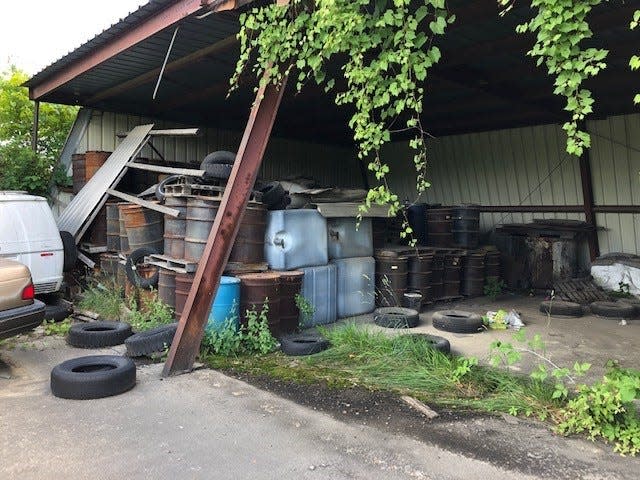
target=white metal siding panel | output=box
[76,111,360,189]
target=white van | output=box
[0,192,65,294]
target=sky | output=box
[0,1,149,75]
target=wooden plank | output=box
[77,251,95,269]
[401,396,439,419]
[126,162,205,177]
[106,189,181,217]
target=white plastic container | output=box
[330,256,375,318]
[300,264,337,326]
[264,210,328,270]
[327,217,373,260]
[0,191,64,294]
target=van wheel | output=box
[60,231,77,272]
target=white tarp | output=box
[591,262,640,296]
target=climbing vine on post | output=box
[631,10,640,104]
[498,0,608,157]
[231,0,455,236]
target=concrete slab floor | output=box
[349,294,640,383]
[0,335,541,480]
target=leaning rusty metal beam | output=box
[87,34,238,104]
[162,74,288,376]
[29,0,222,100]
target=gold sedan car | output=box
[0,259,45,339]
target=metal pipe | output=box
[31,101,40,153]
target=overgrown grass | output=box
[202,322,560,418]
[77,278,173,332]
[77,283,123,319]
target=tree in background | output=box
[0,67,77,196]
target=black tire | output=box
[67,321,133,348]
[260,181,286,207]
[201,162,233,181]
[50,355,136,400]
[432,310,484,334]
[616,298,640,317]
[44,304,72,322]
[201,150,236,166]
[280,334,330,356]
[374,307,420,329]
[267,194,291,211]
[60,230,77,272]
[125,323,178,357]
[403,333,451,354]
[126,247,159,289]
[539,300,583,317]
[590,301,636,319]
[155,174,182,202]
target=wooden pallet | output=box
[164,182,262,204]
[225,262,269,274]
[144,254,198,274]
[554,277,609,305]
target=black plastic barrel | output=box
[453,205,480,249]
[426,208,453,247]
[461,252,485,297]
[430,251,445,300]
[375,256,408,307]
[407,254,433,306]
[407,203,428,246]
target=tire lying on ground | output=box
[280,333,330,356]
[67,321,133,348]
[44,304,73,322]
[403,333,451,354]
[125,247,159,289]
[125,323,178,357]
[374,307,420,329]
[590,301,636,319]
[50,355,136,400]
[539,300,583,317]
[615,298,640,317]
[432,310,483,334]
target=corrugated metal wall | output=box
[382,113,640,255]
[588,114,640,254]
[76,110,362,188]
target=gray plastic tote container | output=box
[327,217,373,260]
[330,256,376,318]
[300,264,337,326]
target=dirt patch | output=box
[225,369,639,480]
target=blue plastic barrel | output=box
[206,276,241,333]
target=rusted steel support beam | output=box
[29,0,218,100]
[162,75,287,376]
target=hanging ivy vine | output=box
[231,0,454,236]
[632,10,640,104]
[231,0,638,229]
[498,0,608,157]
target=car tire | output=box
[201,150,236,166]
[67,321,133,348]
[125,323,178,357]
[260,181,286,207]
[125,247,159,289]
[539,300,583,317]
[280,333,330,356]
[403,333,451,354]
[374,307,420,329]
[60,230,77,272]
[616,298,640,317]
[590,301,636,319]
[44,304,72,322]
[432,310,484,334]
[155,174,182,202]
[50,355,136,400]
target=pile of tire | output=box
[51,321,178,400]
